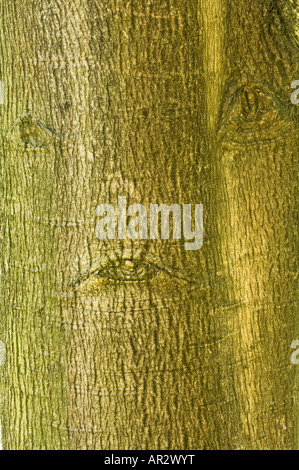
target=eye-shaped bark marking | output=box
[72,255,202,292]
[90,259,159,283]
[240,87,265,122]
[72,258,158,289]
[6,114,56,150]
[218,82,292,147]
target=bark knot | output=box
[6,113,56,150]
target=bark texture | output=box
[0,0,298,450]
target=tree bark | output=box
[0,0,298,450]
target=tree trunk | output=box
[0,0,298,450]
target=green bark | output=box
[0,0,298,450]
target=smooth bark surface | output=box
[0,0,298,450]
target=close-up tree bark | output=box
[0,0,298,450]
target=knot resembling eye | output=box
[218,82,290,147]
[241,87,265,122]
[6,114,56,150]
[95,259,158,283]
